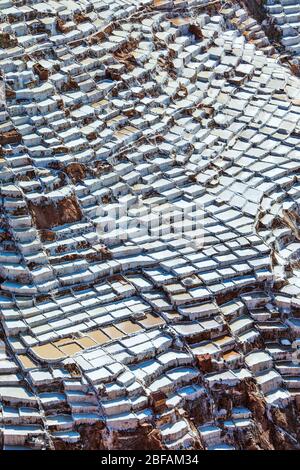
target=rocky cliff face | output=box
[1,0,300,452]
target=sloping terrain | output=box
[1,0,300,450]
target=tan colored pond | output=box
[102,325,124,340]
[87,330,110,345]
[139,313,165,328]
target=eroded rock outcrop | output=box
[1,0,300,453]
